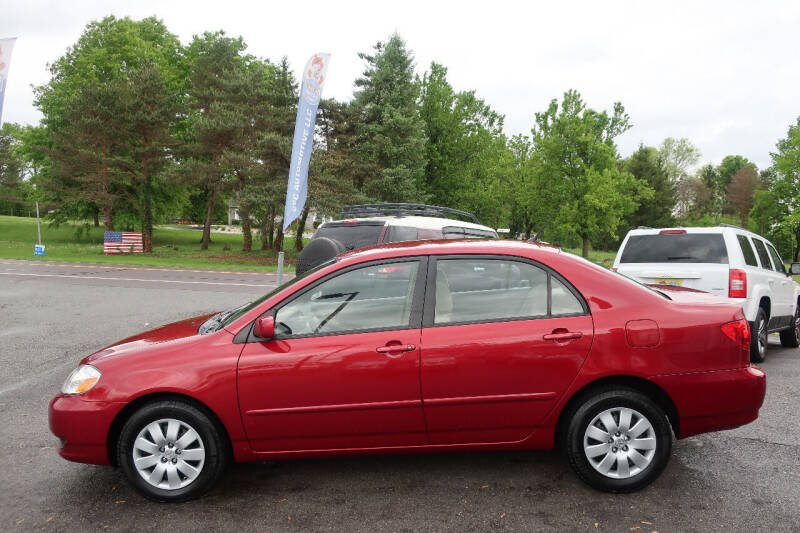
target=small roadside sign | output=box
[34,244,45,256]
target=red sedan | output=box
[50,240,766,501]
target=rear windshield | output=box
[315,223,383,250]
[619,233,728,264]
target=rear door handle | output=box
[376,344,416,353]
[543,331,583,342]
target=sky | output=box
[1,0,799,170]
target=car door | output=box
[237,258,428,452]
[420,256,594,445]
[766,242,794,325]
[752,238,790,324]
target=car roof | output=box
[336,238,562,264]
[324,216,496,232]
[624,226,763,239]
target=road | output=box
[1,259,799,532]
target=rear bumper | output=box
[49,394,125,465]
[651,366,766,439]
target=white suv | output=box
[613,225,800,362]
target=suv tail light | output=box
[729,269,747,298]
[721,319,751,350]
[659,229,686,234]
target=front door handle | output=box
[543,331,583,342]
[376,343,416,354]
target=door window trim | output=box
[422,254,590,329]
[241,256,429,343]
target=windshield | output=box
[198,258,336,334]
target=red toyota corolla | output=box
[50,240,766,501]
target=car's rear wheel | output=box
[750,308,768,363]
[117,400,228,502]
[779,306,800,348]
[565,388,672,493]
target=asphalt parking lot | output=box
[1,259,799,532]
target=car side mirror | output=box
[253,315,275,339]
[790,263,800,276]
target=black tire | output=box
[565,388,672,493]
[750,307,768,363]
[779,306,800,348]
[117,400,229,502]
[296,236,346,276]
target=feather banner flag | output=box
[0,37,17,125]
[283,53,331,231]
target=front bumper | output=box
[652,365,766,439]
[49,394,125,465]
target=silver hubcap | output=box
[794,312,799,339]
[758,318,767,356]
[583,407,656,479]
[133,418,205,490]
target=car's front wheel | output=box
[565,388,672,493]
[117,400,229,502]
[750,308,768,363]
[779,306,800,348]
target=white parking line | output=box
[0,272,272,287]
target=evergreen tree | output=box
[352,34,428,202]
[623,145,675,229]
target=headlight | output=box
[61,365,101,395]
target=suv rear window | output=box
[620,234,728,264]
[737,235,759,267]
[315,223,384,250]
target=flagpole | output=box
[276,231,285,285]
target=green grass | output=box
[0,215,306,271]
[561,247,618,266]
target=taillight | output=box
[721,319,750,350]
[729,269,747,298]
[659,229,686,234]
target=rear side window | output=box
[441,226,497,239]
[315,223,383,250]
[619,234,728,264]
[737,235,759,267]
[766,243,786,274]
[383,226,418,243]
[752,239,773,270]
[433,258,585,325]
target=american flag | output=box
[103,231,144,254]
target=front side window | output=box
[274,261,419,337]
[752,239,774,270]
[737,235,759,267]
[766,243,786,274]
[433,258,584,325]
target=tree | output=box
[528,90,651,257]
[750,189,779,235]
[46,79,131,230]
[418,62,507,220]
[623,145,675,229]
[770,117,800,260]
[183,32,249,250]
[659,138,701,182]
[352,34,428,202]
[0,123,29,216]
[34,16,184,235]
[726,166,761,228]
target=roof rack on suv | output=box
[718,223,742,229]
[341,203,481,224]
